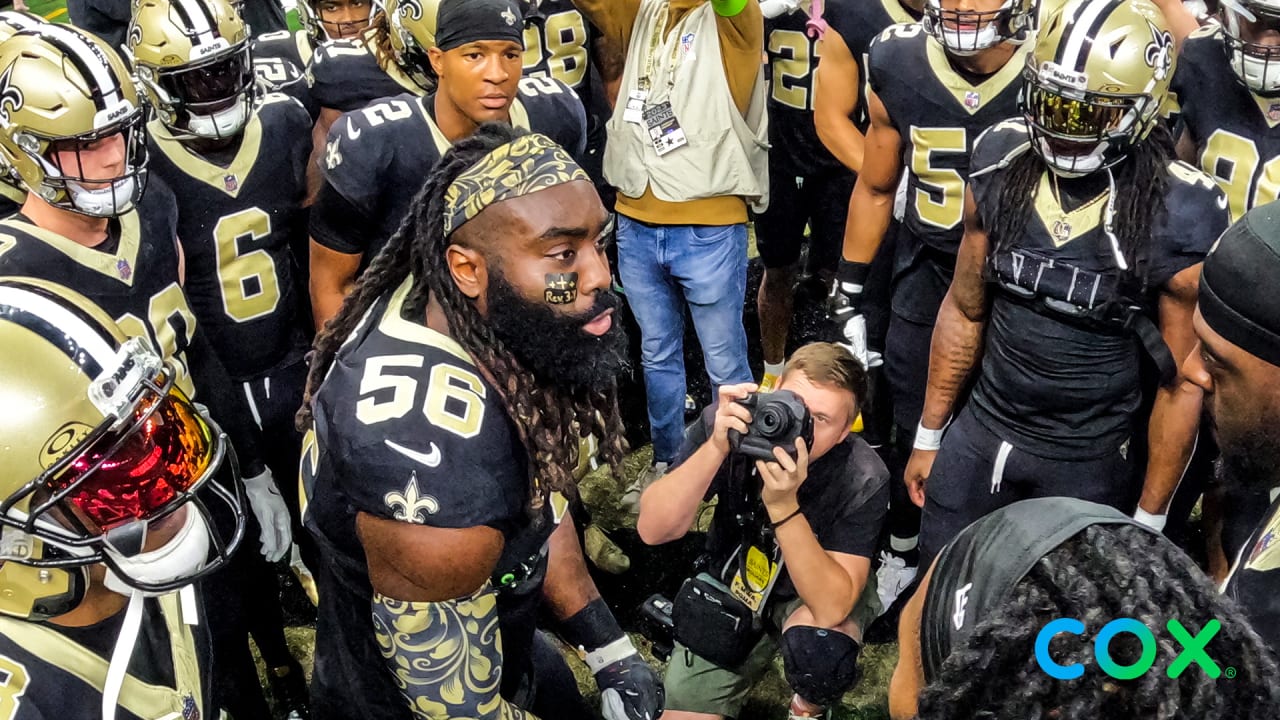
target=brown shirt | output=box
[573,0,764,225]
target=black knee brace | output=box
[779,626,863,707]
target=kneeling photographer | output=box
[637,343,889,720]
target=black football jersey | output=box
[1225,493,1280,656]
[967,119,1228,458]
[306,30,425,112]
[1168,25,1280,224]
[765,7,843,176]
[0,181,199,397]
[302,277,560,719]
[868,23,1026,254]
[521,0,596,96]
[823,0,921,134]
[0,593,213,720]
[313,76,588,262]
[0,180,20,218]
[146,93,311,380]
[253,29,319,120]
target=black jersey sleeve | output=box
[1149,161,1229,288]
[968,118,1034,228]
[517,76,589,162]
[311,100,404,253]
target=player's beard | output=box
[484,268,629,395]
[1215,422,1280,498]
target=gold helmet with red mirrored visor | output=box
[0,278,244,620]
[0,25,149,217]
[922,0,1039,56]
[1022,0,1175,177]
[128,0,257,140]
[1221,0,1280,95]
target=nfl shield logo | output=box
[964,91,981,109]
[1250,529,1276,565]
[223,174,238,192]
[182,695,201,720]
[116,258,132,280]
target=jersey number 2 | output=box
[769,30,821,111]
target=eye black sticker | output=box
[544,272,578,304]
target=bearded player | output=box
[299,124,662,720]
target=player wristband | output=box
[561,597,625,655]
[914,422,948,452]
[1133,508,1167,532]
[837,259,872,300]
[771,507,803,529]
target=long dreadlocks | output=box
[298,123,627,509]
[988,124,1176,291]
[917,523,1280,719]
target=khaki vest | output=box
[604,0,770,212]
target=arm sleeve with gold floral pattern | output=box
[372,584,540,720]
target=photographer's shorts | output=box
[663,580,879,716]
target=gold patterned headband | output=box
[442,133,590,236]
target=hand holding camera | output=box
[758,438,810,522]
[709,382,760,455]
[727,389,814,462]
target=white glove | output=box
[243,467,292,562]
[840,313,884,369]
[759,0,803,18]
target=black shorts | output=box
[885,311,934,432]
[754,168,856,271]
[918,407,1135,563]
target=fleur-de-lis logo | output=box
[1144,22,1173,82]
[0,63,24,127]
[384,472,439,523]
[501,7,517,25]
[399,0,423,21]
[324,137,342,169]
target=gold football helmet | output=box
[0,25,148,217]
[922,0,1039,55]
[0,11,45,204]
[1221,0,1280,96]
[387,0,439,91]
[0,278,245,620]
[128,0,256,140]
[1022,0,1175,176]
[299,0,379,44]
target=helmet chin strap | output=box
[65,176,138,217]
[102,506,211,597]
[186,101,249,139]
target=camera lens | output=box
[756,405,786,438]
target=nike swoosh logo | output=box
[1217,194,1229,210]
[346,122,362,140]
[384,439,441,468]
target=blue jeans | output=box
[617,216,752,463]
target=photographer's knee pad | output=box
[780,626,862,707]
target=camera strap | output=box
[714,455,786,615]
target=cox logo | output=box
[1034,618,1224,680]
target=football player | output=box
[308,0,587,329]
[828,0,1033,605]
[754,1,866,393]
[904,0,1226,562]
[0,277,246,720]
[0,22,295,719]
[127,0,314,714]
[299,124,661,720]
[251,0,376,120]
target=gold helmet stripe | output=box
[1056,0,1120,72]
[0,283,118,376]
[32,25,127,113]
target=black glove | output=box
[829,260,882,368]
[589,639,665,720]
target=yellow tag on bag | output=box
[729,546,781,613]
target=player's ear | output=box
[446,244,487,301]
[428,46,445,78]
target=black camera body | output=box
[728,390,814,462]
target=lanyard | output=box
[640,1,684,93]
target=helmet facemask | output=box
[1222,0,1280,96]
[0,338,245,599]
[300,0,376,43]
[922,0,1036,56]
[18,107,150,218]
[390,0,437,91]
[1023,59,1151,177]
[137,40,257,141]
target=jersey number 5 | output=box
[356,355,487,439]
[910,126,968,230]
